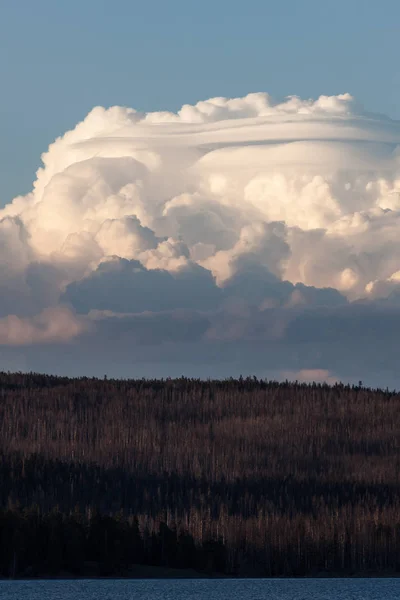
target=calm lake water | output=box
[0,579,399,599]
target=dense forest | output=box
[1,372,400,577]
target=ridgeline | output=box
[1,372,400,577]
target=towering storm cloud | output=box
[1,92,400,384]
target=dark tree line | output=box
[0,507,226,578]
[1,372,400,576]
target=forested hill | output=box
[1,372,400,578]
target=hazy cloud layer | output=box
[1,92,400,383]
[0,307,86,346]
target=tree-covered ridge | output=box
[1,373,400,577]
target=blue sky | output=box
[1,0,399,204]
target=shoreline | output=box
[4,571,400,581]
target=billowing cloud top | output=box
[2,92,400,384]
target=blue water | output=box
[0,579,399,599]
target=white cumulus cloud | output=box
[1,91,400,375]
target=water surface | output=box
[1,578,399,599]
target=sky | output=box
[1,0,400,203]
[1,0,400,385]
